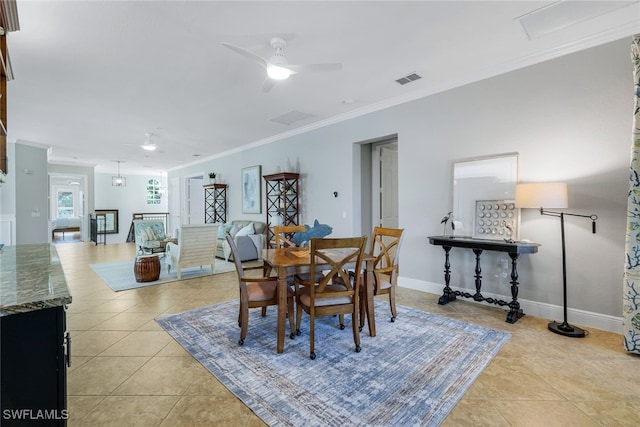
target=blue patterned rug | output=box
[156,300,510,426]
[90,257,235,292]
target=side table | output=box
[134,254,161,282]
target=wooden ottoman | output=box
[134,254,161,282]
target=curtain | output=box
[624,34,640,354]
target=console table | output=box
[428,236,540,323]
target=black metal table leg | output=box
[506,252,524,323]
[438,246,456,304]
[473,249,483,301]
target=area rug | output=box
[156,300,511,426]
[90,257,236,292]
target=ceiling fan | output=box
[123,132,157,151]
[221,37,342,92]
[141,133,157,151]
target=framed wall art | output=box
[242,165,262,214]
[95,209,119,234]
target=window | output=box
[57,191,74,217]
[147,179,161,205]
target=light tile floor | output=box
[56,242,640,426]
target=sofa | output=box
[216,220,266,262]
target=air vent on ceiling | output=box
[270,110,315,126]
[395,73,422,85]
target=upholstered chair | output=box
[226,233,295,345]
[166,224,218,279]
[294,236,366,360]
[358,227,404,328]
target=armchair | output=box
[133,220,168,254]
[166,224,218,279]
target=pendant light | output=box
[112,160,126,187]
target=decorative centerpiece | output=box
[208,172,216,184]
[440,211,454,237]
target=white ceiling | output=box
[6,1,640,175]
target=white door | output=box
[380,145,399,228]
[169,177,180,234]
[186,175,205,224]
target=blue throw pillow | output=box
[150,223,166,240]
[217,224,228,239]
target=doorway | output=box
[185,174,205,224]
[48,173,88,242]
[359,136,399,234]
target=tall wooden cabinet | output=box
[0,5,18,174]
[204,183,227,224]
[264,172,299,247]
[1,28,10,173]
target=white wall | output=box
[169,38,633,331]
[94,173,169,243]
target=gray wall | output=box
[169,38,632,330]
[15,144,49,244]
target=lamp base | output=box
[548,320,586,338]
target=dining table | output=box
[262,247,377,353]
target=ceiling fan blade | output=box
[221,42,268,69]
[286,63,343,74]
[261,78,278,93]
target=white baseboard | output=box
[398,276,623,334]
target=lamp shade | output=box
[515,182,568,209]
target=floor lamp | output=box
[515,183,598,338]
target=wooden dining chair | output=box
[359,227,405,329]
[226,233,295,345]
[273,224,325,286]
[294,236,367,359]
[273,225,306,248]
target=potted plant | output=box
[208,172,216,184]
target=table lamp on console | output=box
[515,182,597,338]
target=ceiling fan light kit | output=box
[267,65,291,80]
[141,132,157,151]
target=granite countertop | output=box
[0,244,72,317]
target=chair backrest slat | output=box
[274,225,306,248]
[371,227,404,270]
[309,236,367,297]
